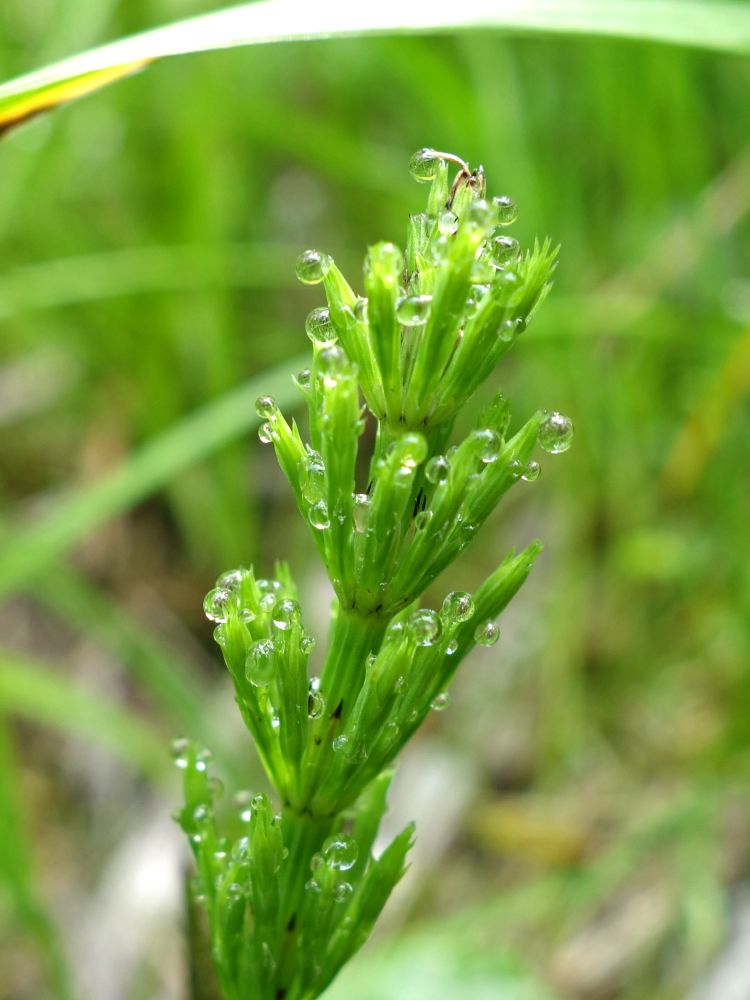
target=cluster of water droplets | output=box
[305,833,358,902]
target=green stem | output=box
[299,608,386,813]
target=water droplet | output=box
[213,624,227,647]
[225,882,244,901]
[203,588,234,623]
[301,634,316,655]
[272,598,301,631]
[308,678,326,719]
[440,591,475,624]
[415,509,433,531]
[332,734,349,754]
[384,720,400,742]
[232,835,250,859]
[474,620,500,647]
[425,455,450,485]
[508,459,523,479]
[352,492,371,532]
[365,652,377,670]
[467,282,491,309]
[323,834,358,871]
[394,432,428,469]
[446,639,458,655]
[301,453,326,504]
[438,210,459,236]
[431,692,450,711]
[317,344,345,377]
[308,500,330,530]
[255,395,277,420]
[245,639,276,687]
[492,195,518,226]
[216,568,247,591]
[305,306,337,344]
[271,715,281,732]
[170,736,189,768]
[538,411,574,454]
[409,147,443,182]
[499,317,525,343]
[366,241,404,276]
[258,422,275,445]
[472,428,501,464]
[208,777,224,801]
[488,235,520,269]
[396,294,432,327]
[353,296,368,322]
[333,881,353,902]
[192,804,210,825]
[522,460,541,482]
[296,249,332,285]
[293,368,312,392]
[305,878,322,894]
[408,608,442,646]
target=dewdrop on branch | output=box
[172,147,571,1000]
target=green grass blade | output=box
[0,354,307,601]
[1,2,749,133]
[0,651,168,782]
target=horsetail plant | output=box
[172,148,573,999]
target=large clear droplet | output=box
[415,509,433,531]
[408,608,442,646]
[295,249,332,285]
[538,411,574,454]
[255,395,277,420]
[322,834,358,871]
[308,501,330,530]
[474,620,500,647]
[396,294,432,327]
[425,455,450,485]
[245,639,276,687]
[492,195,518,226]
[308,677,326,719]
[438,210,459,236]
[522,460,541,482]
[216,568,247,592]
[305,306,337,344]
[272,599,301,631]
[440,591,475,624]
[431,692,451,711]
[488,235,520,269]
[302,454,325,504]
[203,587,234,623]
[472,428,501,464]
[409,148,443,182]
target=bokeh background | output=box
[1,3,749,998]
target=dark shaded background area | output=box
[1,2,749,997]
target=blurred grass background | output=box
[1,2,749,998]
